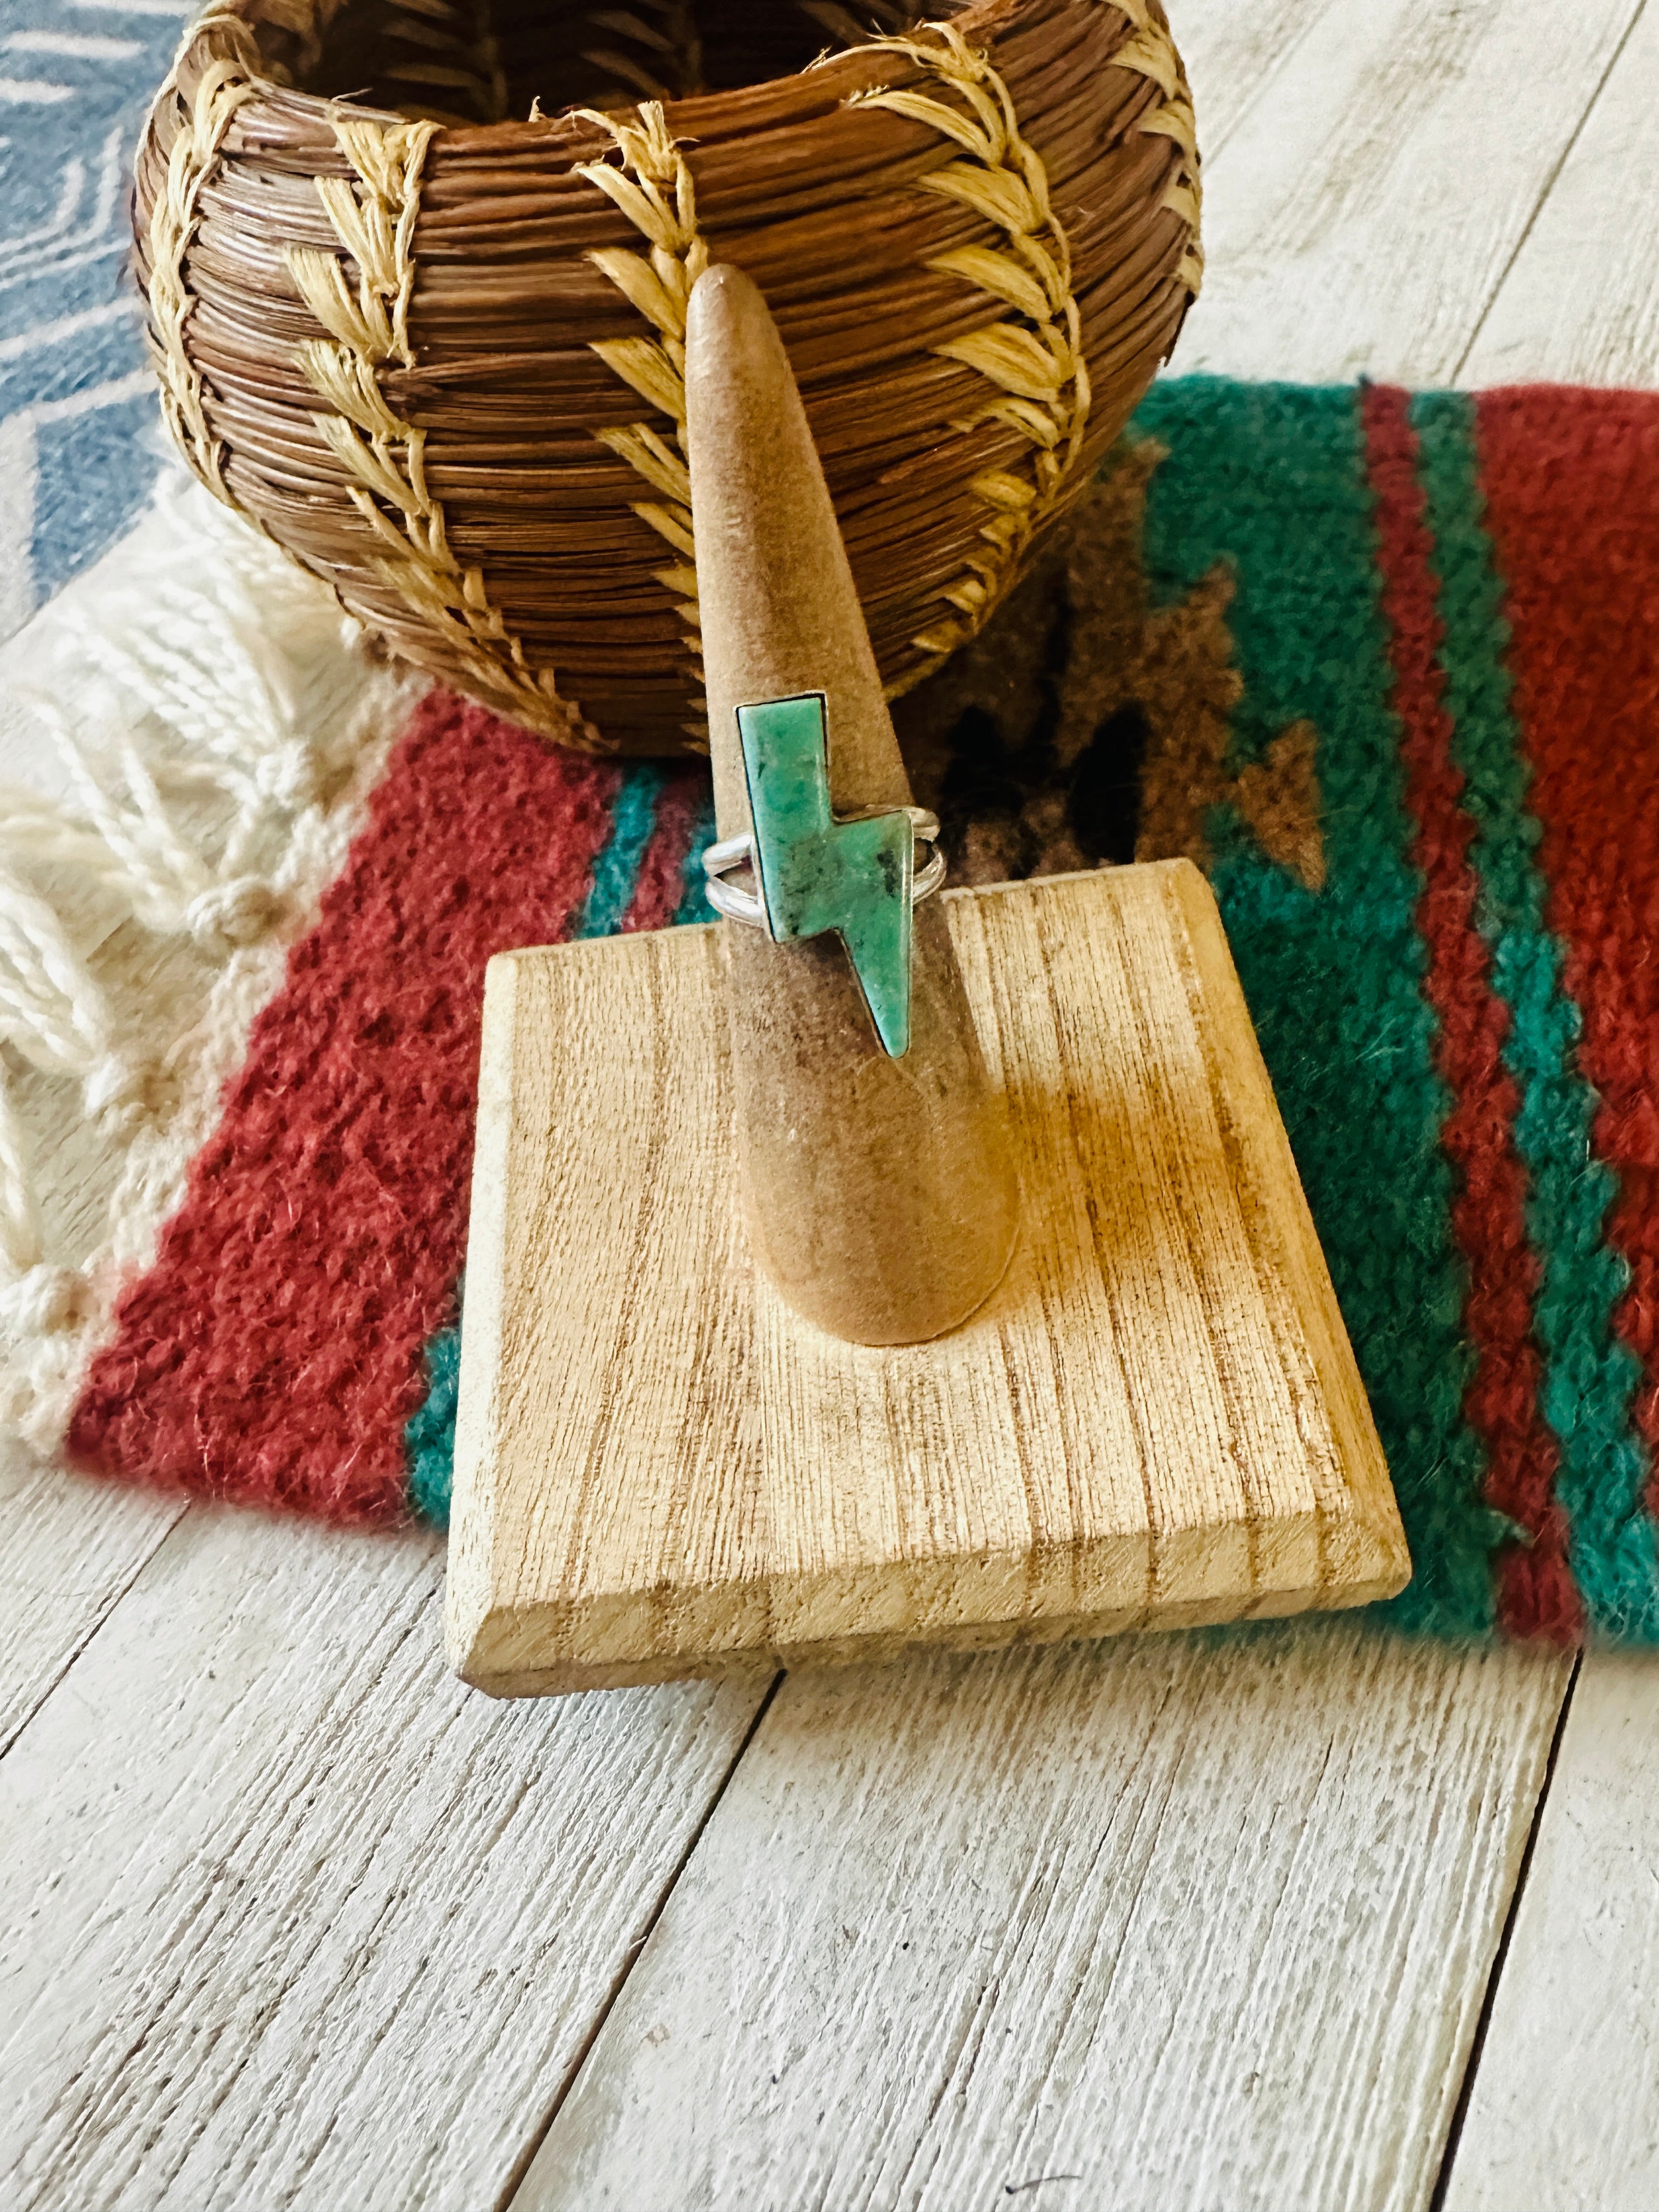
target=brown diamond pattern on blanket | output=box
[895,439,1327,893]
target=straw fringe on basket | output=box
[851,21,1092,673]
[144,9,262,504]
[575,101,710,744]
[285,117,600,746]
[133,0,1202,757]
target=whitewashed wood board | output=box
[516,1623,1570,2212]
[0,1444,182,1756]
[1169,0,1345,160]
[1441,1651,1659,2212]
[1180,0,1646,387]
[0,1505,771,2211]
[1460,0,1659,387]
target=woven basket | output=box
[133,0,1201,756]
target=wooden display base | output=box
[445,860,1409,1697]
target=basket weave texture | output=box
[134,0,1202,757]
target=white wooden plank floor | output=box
[514,1629,1566,2212]
[4,2,1657,2205]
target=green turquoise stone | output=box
[736,692,914,1056]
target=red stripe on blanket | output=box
[66,693,620,1521]
[1362,385,1582,1641]
[623,766,706,933]
[1474,391,1659,1528]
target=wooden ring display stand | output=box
[443,269,1410,1697]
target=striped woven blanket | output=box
[4,375,1656,1645]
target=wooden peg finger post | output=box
[444,268,1410,1696]
[685,263,1021,1347]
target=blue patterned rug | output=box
[0,0,180,640]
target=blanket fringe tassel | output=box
[0,472,420,1450]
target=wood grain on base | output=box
[446,860,1408,1695]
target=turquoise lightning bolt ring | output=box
[702,692,945,1058]
[702,812,945,933]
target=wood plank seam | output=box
[1429,1651,1584,2211]
[1183,0,1344,165]
[495,1671,784,2212]
[1451,0,1651,381]
[506,1628,1576,2212]
[0,1505,187,1761]
[0,1509,777,2210]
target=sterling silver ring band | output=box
[702,806,946,929]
